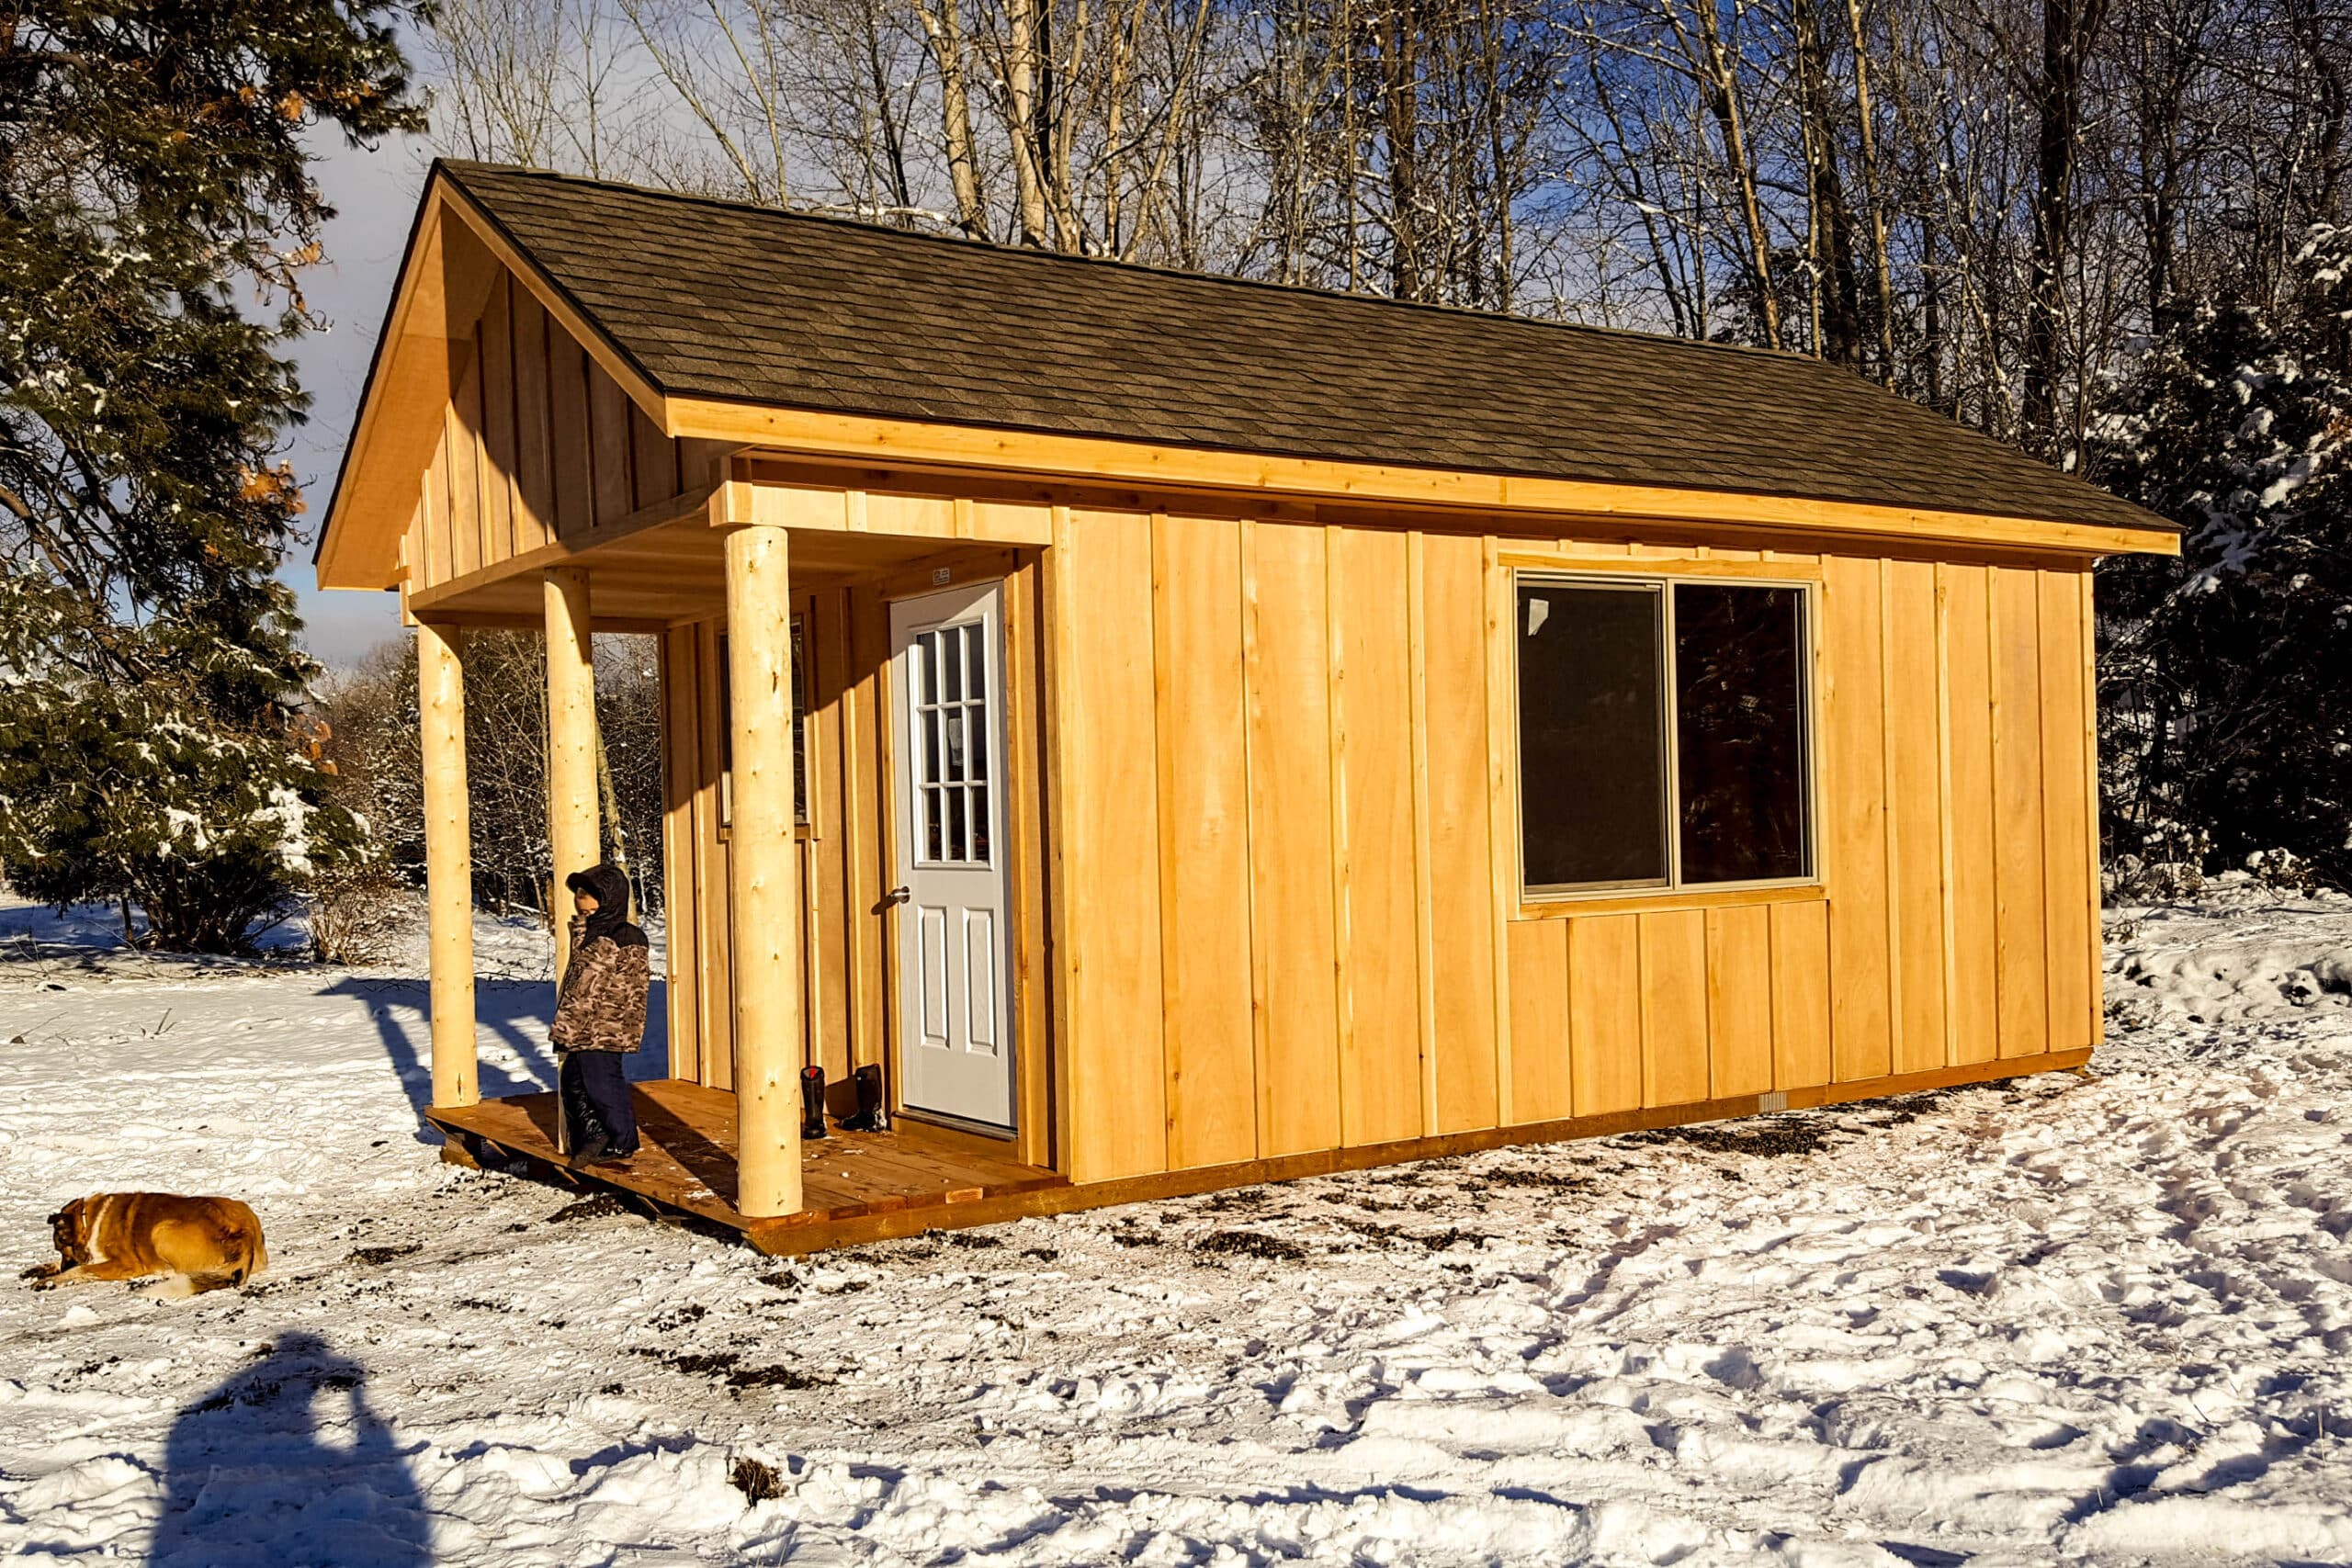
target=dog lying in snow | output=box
[26,1193,268,1297]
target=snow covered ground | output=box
[2,882,2350,1566]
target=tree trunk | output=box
[2023,0,2109,452]
[913,0,991,238]
[1793,0,1863,367]
[1696,0,1781,347]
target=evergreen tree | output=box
[0,0,423,951]
[2096,226,2352,888]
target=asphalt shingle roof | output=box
[440,160,2173,536]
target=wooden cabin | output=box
[318,161,2180,1253]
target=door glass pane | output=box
[970,785,989,861]
[918,632,938,706]
[1517,582,1668,888]
[924,708,943,784]
[1675,583,1809,883]
[965,624,987,703]
[944,709,966,782]
[942,624,963,699]
[945,785,967,862]
[970,705,988,782]
[924,786,943,861]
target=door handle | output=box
[883,886,911,907]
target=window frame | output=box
[1512,568,1822,904]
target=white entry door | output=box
[889,582,1015,1130]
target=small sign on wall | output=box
[932,567,953,585]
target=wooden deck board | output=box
[426,1078,1065,1247]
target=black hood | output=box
[564,863,645,949]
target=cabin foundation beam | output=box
[722,522,804,1217]
[544,566,600,983]
[417,619,479,1110]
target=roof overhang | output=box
[664,398,2182,559]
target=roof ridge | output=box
[435,158,1839,373]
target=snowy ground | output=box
[2,883,2350,1566]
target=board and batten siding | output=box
[402,269,728,594]
[656,592,883,1102]
[1049,509,2103,1186]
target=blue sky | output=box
[281,126,435,671]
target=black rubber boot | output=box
[559,1053,608,1157]
[841,1064,888,1132]
[800,1066,829,1140]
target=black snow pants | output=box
[559,1050,639,1156]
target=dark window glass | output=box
[1516,582,1668,888]
[1673,583,1808,883]
[789,619,808,825]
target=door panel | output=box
[892,582,1015,1129]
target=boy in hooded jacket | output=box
[550,863,650,1164]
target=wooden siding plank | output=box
[1242,521,1344,1157]
[1770,898,1832,1088]
[631,402,679,512]
[510,286,556,554]
[447,356,485,579]
[1001,557,1056,1167]
[2038,570,2095,1054]
[1419,533,1500,1131]
[808,590,853,1087]
[588,363,635,526]
[1823,555,1892,1080]
[1640,909,1710,1106]
[1942,567,1999,1065]
[1483,538,1518,1122]
[1568,916,1641,1116]
[694,621,735,1090]
[659,628,702,1082]
[843,587,890,1088]
[548,326,593,537]
[2081,571,2107,1047]
[1508,919,1572,1122]
[476,275,518,564]
[1885,558,1947,1073]
[1152,514,1257,1169]
[1331,526,1422,1146]
[1061,510,1168,1181]
[1707,904,1774,1098]
[1407,534,1440,1138]
[422,431,451,589]
[1990,566,2050,1059]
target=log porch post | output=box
[417,619,478,1110]
[544,566,600,983]
[722,522,803,1217]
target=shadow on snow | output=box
[152,1332,430,1567]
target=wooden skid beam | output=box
[425,1048,2089,1256]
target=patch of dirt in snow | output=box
[2,890,2350,1565]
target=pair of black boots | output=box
[801,1064,887,1138]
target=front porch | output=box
[426,1080,1068,1255]
[403,456,1062,1240]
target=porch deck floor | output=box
[425,1078,1066,1254]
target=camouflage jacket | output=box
[549,917,650,1053]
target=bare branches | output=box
[408,0,2352,449]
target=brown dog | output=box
[28,1193,268,1297]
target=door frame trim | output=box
[873,550,1057,1168]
